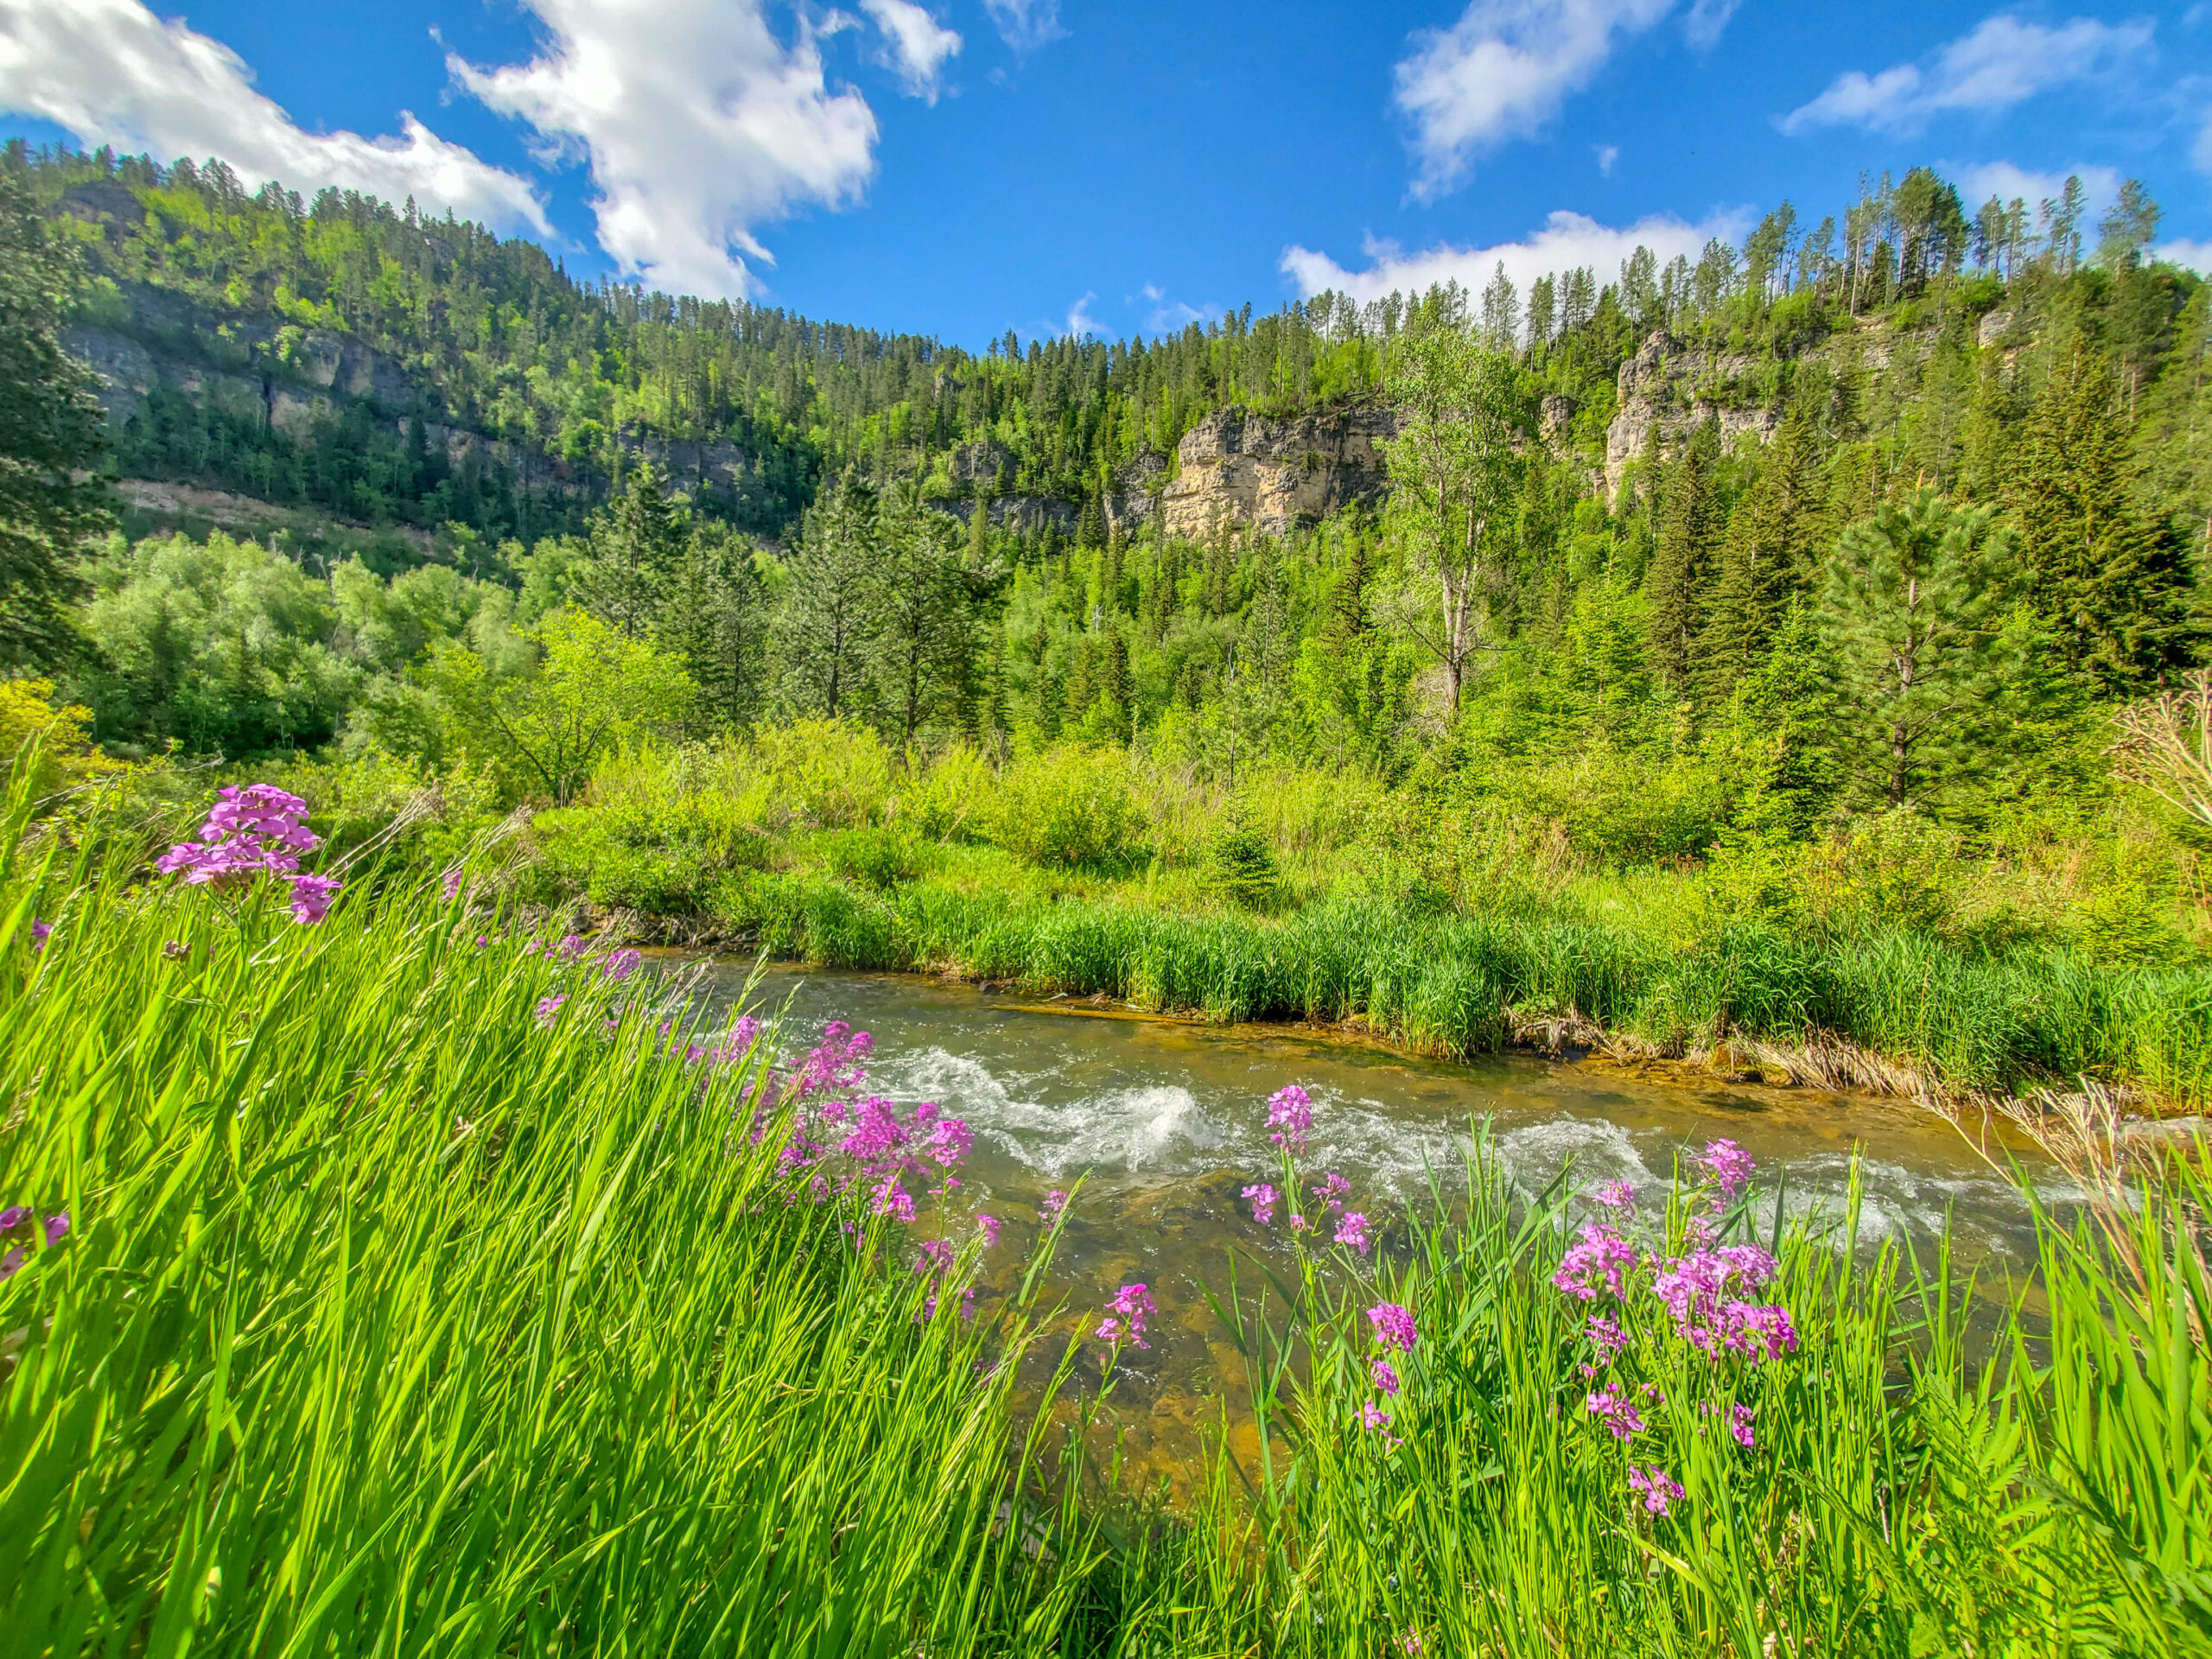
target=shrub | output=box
[985,744,1147,871]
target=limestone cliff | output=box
[1601,332,1780,499]
[1153,404,1395,538]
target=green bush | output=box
[985,744,1147,871]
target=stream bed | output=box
[699,960,2055,1478]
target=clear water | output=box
[697,959,2053,1480]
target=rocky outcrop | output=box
[1602,331,1780,499]
[1156,404,1395,539]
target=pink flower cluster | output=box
[1266,1084,1313,1154]
[0,1205,68,1281]
[1585,1386,1652,1442]
[1653,1242,1797,1360]
[155,785,341,924]
[1097,1282,1154,1349]
[771,1023,972,1224]
[1696,1139,1756,1202]
[1333,1212,1373,1255]
[1369,1301,1418,1355]
[1242,1182,1278,1226]
[1553,1221,1639,1301]
[1039,1189,1068,1224]
[1628,1465,1685,1516]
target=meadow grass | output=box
[0,775,1102,1656]
[704,867,2212,1106]
[5,766,2209,1656]
[1089,1135,2212,1657]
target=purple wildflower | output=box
[556,934,589,961]
[523,939,545,957]
[1370,1356,1401,1395]
[534,993,567,1027]
[1039,1189,1069,1224]
[602,948,644,982]
[1592,1179,1637,1213]
[285,873,340,925]
[1287,1212,1310,1233]
[0,1205,26,1231]
[441,867,463,903]
[915,1238,956,1276]
[1359,1401,1401,1446]
[1266,1084,1313,1154]
[1097,1282,1155,1350]
[1242,1182,1278,1226]
[1585,1313,1631,1357]
[0,1249,21,1281]
[977,1213,1001,1249]
[1368,1302,1419,1355]
[1313,1170,1351,1213]
[873,1178,917,1223]
[1628,1465,1685,1516]
[1727,1402,1757,1448]
[1334,1211,1373,1255]
[1585,1387,1646,1442]
[1553,1221,1638,1301]
[1696,1139,1755,1202]
[29,918,49,951]
[42,1213,67,1246]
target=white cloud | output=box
[1065,290,1101,338]
[0,0,547,230]
[2158,238,2212,273]
[1782,12,2154,137]
[451,0,880,299]
[1594,143,1619,175]
[1942,158,2121,219]
[859,0,960,102]
[1282,207,1751,308]
[1393,0,1680,200]
[1135,283,1217,334]
[983,0,1065,52]
[1681,0,1743,50]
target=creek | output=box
[702,960,2054,1477]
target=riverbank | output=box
[565,863,2212,1120]
[5,777,2209,1656]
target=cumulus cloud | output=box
[2158,238,2212,274]
[1282,207,1750,308]
[0,0,547,230]
[451,0,880,299]
[859,0,960,102]
[1393,0,1671,199]
[984,0,1066,52]
[1782,12,2154,137]
[1394,0,1710,200]
[1942,158,2122,219]
[1064,291,1101,338]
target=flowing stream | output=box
[699,960,2053,1480]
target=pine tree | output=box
[658,527,765,731]
[1822,487,2018,808]
[1644,421,1719,692]
[579,462,688,638]
[871,484,972,747]
[2006,347,2196,692]
[776,472,878,721]
[0,170,111,666]
[1698,410,1821,700]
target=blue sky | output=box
[2,0,2208,348]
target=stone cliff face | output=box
[67,282,771,515]
[1154,404,1395,539]
[1601,331,1779,499]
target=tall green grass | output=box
[1090,1140,2212,1656]
[6,769,2209,1657]
[713,868,2212,1103]
[0,780,1096,1655]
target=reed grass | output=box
[0,773,1096,1656]
[6,767,2209,1656]
[707,869,2212,1105]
